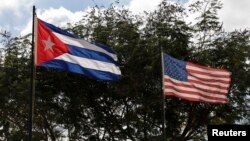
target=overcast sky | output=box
[0,0,249,37]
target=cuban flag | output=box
[35,18,121,81]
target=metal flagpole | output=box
[28,5,36,141]
[161,49,166,141]
[159,34,166,140]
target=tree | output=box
[0,0,249,140]
[0,33,32,140]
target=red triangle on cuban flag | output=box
[36,18,70,65]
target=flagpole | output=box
[161,50,166,141]
[28,5,36,141]
[159,37,166,140]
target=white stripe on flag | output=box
[188,76,230,87]
[164,76,228,93]
[187,73,230,81]
[53,32,118,61]
[164,89,227,103]
[187,65,231,76]
[55,53,121,75]
[164,82,228,99]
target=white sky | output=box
[219,0,250,31]
[0,0,250,36]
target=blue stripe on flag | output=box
[67,45,118,65]
[40,59,121,81]
[41,20,77,38]
[91,42,117,54]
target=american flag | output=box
[163,53,231,104]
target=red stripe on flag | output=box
[165,85,227,100]
[187,75,230,84]
[187,62,230,73]
[164,92,227,104]
[188,79,230,88]
[187,69,231,79]
[164,78,228,95]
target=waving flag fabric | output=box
[35,18,121,81]
[163,53,231,104]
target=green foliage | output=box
[0,0,249,140]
